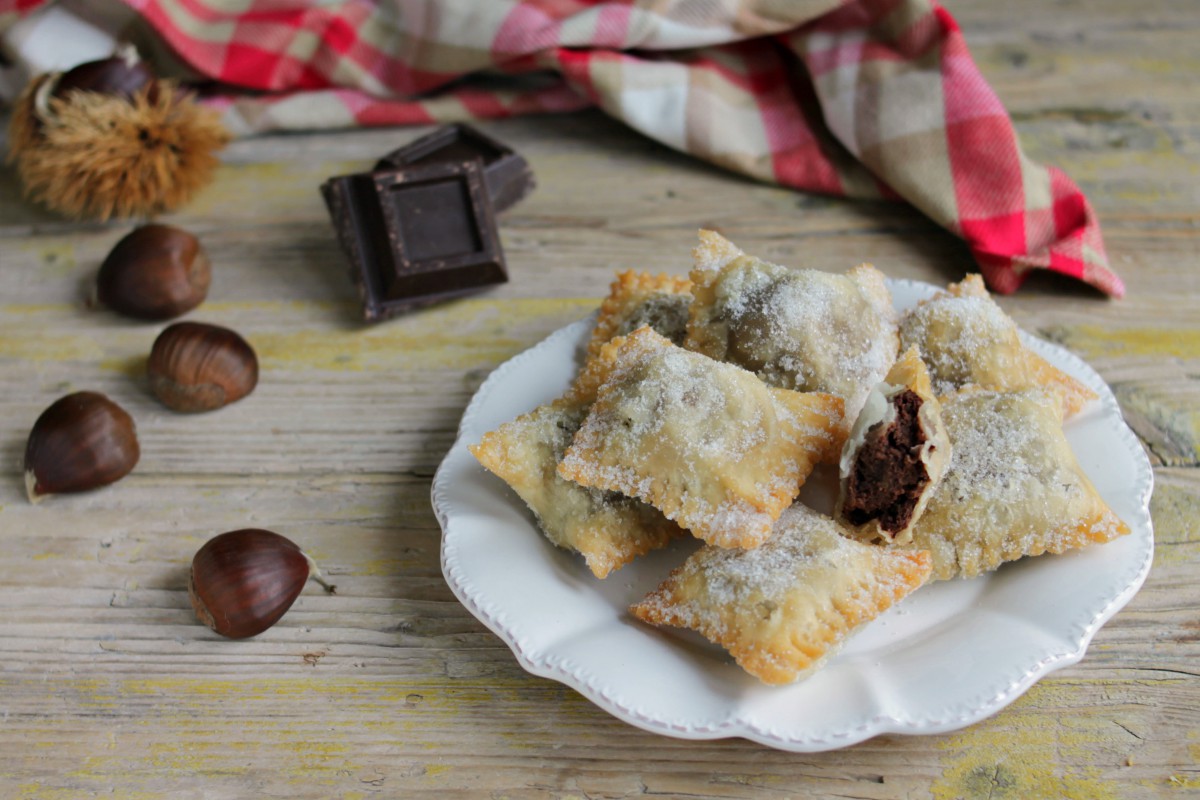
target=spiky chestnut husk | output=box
[7,64,229,221]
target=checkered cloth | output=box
[0,0,1122,296]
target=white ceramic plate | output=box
[433,279,1154,751]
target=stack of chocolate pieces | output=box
[321,124,535,321]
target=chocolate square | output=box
[321,158,506,321]
[375,124,535,213]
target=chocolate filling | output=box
[843,389,930,534]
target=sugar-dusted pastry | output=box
[557,327,844,550]
[570,270,694,403]
[898,274,1096,417]
[836,346,951,545]
[470,397,681,578]
[631,503,932,685]
[685,230,899,425]
[909,388,1129,580]
[587,270,693,359]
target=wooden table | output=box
[1,2,1197,797]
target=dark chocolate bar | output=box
[375,124,535,213]
[321,158,506,321]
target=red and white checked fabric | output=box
[0,0,1122,296]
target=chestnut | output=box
[189,529,335,639]
[53,47,155,101]
[24,391,140,503]
[148,321,258,412]
[95,224,211,320]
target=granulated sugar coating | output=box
[687,252,898,423]
[631,503,931,685]
[898,275,1097,416]
[585,271,694,362]
[899,291,1026,397]
[615,292,692,344]
[558,327,844,549]
[573,271,696,404]
[470,398,682,578]
[908,389,1129,580]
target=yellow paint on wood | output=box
[17,676,522,793]
[1115,385,1200,465]
[253,297,594,372]
[931,685,1122,800]
[22,241,78,276]
[0,332,104,363]
[0,303,81,315]
[1042,323,1200,463]
[1048,325,1200,361]
[1148,483,1200,566]
[96,354,147,379]
[201,299,349,314]
[352,557,418,576]
[18,787,161,800]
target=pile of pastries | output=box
[470,231,1129,685]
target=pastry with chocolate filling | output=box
[557,327,845,550]
[836,347,951,545]
[899,275,1096,417]
[569,270,693,403]
[471,396,682,578]
[630,503,932,685]
[685,230,899,429]
[908,388,1129,580]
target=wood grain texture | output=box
[1,0,1198,797]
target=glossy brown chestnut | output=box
[95,224,211,320]
[53,49,155,101]
[148,321,258,412]
[189,529,335,639]
[24,391,140,503]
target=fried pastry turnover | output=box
[557,327,844,549]
[898,275,1096,416]
[570,270,694,403]
[471,397,682,578]
[631,503,932,685]
[685,230,899,425]
[907,388,1129,580]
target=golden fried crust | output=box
[587,271,694,361]
[684,231,898,434]
[631,504,932,685]
[470,397,682,578]
[908,388,1129,580]
[901,274,1097,417]
[692,228,744,272]
[570,271,694,404]
[558,327,844,549]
